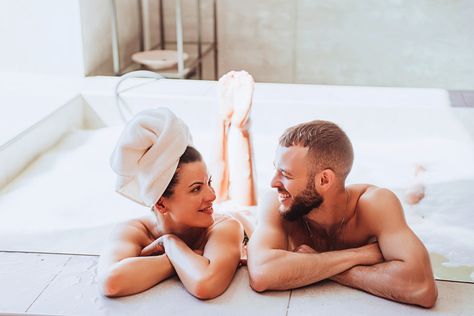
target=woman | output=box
[98,71,257,299]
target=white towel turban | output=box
[110,107,193,207]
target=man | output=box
[247,120,438,308]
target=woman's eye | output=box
[191,186,201,193]
[208,177,213,186]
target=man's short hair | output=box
[279,120,354,180]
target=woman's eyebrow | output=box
[188,181,204,187]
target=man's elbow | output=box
[414,281,438,308]
[248,267,273,292]
[247,249,283,292]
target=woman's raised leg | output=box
[227,71,258,206]
[214,71,235,202]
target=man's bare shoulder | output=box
[258,190,282,220]
[357,185,401,210]
[354,185,406,234]
[256,190,293,237]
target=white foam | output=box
[0,127,148,234]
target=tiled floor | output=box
[1,252,473,316]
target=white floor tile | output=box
[0,252,70,313]
[287,280,474,316]
[29,256,290,316]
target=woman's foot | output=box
[230,71,254,129]
[217,71,236,124]
[217,70,254,129]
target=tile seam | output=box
[285,290,293,316]
[25,256,73,313]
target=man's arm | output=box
[97,218,175,297]
[158,218,243,299]
[247,191,384,291]
[331,188,438,308]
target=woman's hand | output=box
[293,244,318,254]
[140,234,173,256]
[141,234,203,257]
[98,218,177,297]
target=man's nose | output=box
[270,172,281,188]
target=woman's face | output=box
[162,161,216,228]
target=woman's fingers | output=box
[141,239,165,256]
[141,238,203,257]
[294,244,317,254]
[193,249,204,256]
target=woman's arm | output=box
[97,219,175,297]
[159,218,243,299]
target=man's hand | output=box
[355,242,384,266]
[330,243,384,284]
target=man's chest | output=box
[286,220,375,253]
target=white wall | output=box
[1,0,473,89]
[293,1,474,89]
[218,0,474,89]
[79,0,115,76]
[0,0,85,75]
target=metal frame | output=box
[110,0,218,79]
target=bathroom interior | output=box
[0,0,473,315]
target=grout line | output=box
[0,250,99,257]
[285,290,293,316]
[25,256,73,313]
[436,278,474,285]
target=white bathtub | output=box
[1,75,473,281]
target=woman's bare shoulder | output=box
[111,215,158,245]
[208,214,243,235]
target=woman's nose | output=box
[206,185,216,202]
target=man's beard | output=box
[281,180,323,221]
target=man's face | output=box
[271,146,323,221]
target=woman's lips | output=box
[199,206,213,214]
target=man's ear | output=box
[314,169,335,193]
[154,197,168,214]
